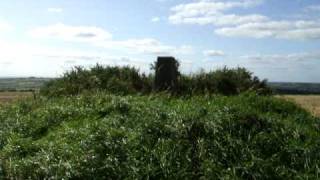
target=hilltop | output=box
[0,64,319,179]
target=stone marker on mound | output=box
[154,56,179,92]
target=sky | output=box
[0,0,319,82]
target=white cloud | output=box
[203,50,225,56]
[30,23,113,42]
[48,8,63,13]
[171,14,267,26]
[215,20,320,40]
[151,17,160,22]
[199,51,320,82]
[169,0,320,40]
[96,38,193,56]
[0,20,11,32]
[241,52,320,62]
[171,0,263,16]
[29,23,193,56]
[169,0,266,26]
[0,39,155,77]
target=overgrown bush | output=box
[0,93,319,179]
[40,65,153,97]
[178,67,271,95]
[40,64,271,97]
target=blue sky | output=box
[0,0,319,82]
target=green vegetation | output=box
[0,93,319,179]
[40,64,271,97]
[40,65,152,97]
[178,67,271,95]
[1,64,319,179]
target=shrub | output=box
[40,64,271,97]
[178,67,271,95]
[40,65,152,97]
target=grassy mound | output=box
[1,93,319,179]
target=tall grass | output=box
[4,64,316,179]
[40,65,153,97]
[40,64,271,97]
[0,93,319,179]
[178,67,271,95]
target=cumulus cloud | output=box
[48,8,63,13]
[171,14,267,26]
[29,23,193,56]
[169,0,266,26]
[30,23,113,42]
[241,52,320,63]
[203,50,225,56]
[199,50,320,82]
[169,0,320,40]
[215,20,320,40]
[200,51,320,70]
[0,39,156,76]
[96,38,193,56]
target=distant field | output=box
[278,95,320,117]
[0,92,33,104]
[0,77,51,91]
[269,82,320,94]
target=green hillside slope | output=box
[1,93,319,179]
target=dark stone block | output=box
[154,57,179,91]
